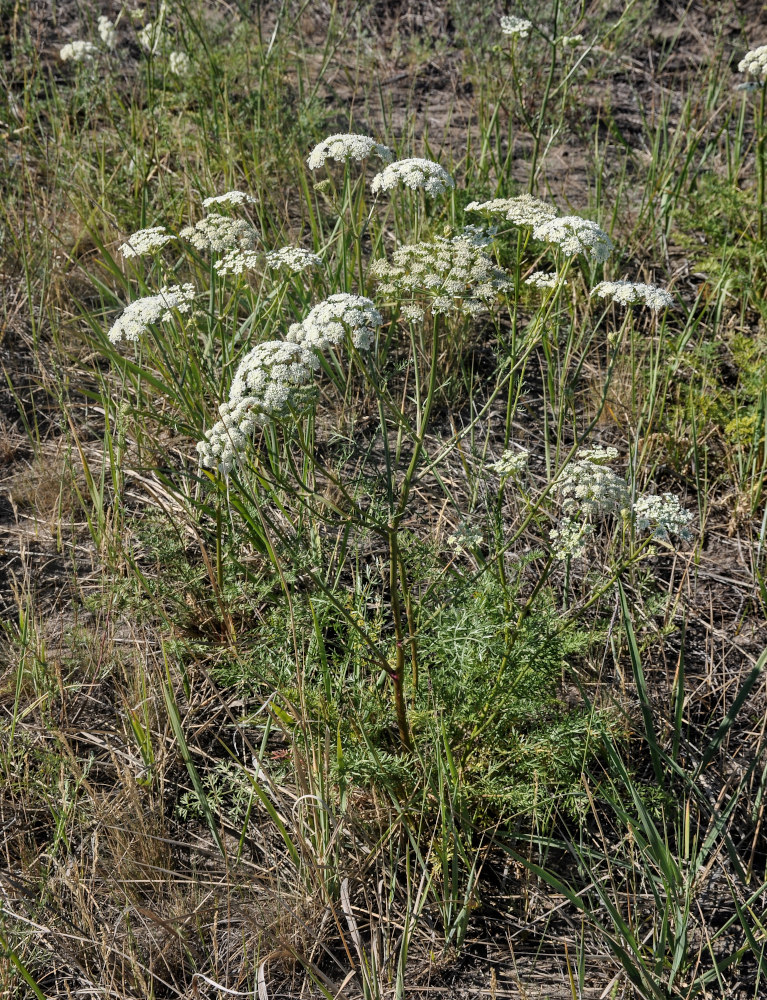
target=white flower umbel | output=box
[307,134,394,170]
[180,214,259,253]
[202,190,256,209]
[550,518,593,560]
[533,215,614,263]
[287,294,383,352]
[98,16,116,49]
[265,247,323,274]
[490,448,530,478]
[138,20,163,54]
[550,447,694,558]
[591,280,674,311]
[213,250,261,276]
[447,523,484,551]
[633,493,694,542]
[108,284,195,344]
[558,446,628,520]
[169,51,190,75]
[401,304,425,323]
[549,445,627,558]
[118,226,176,258]
[371,158,455,198]
[465,194,557,228]
[370,233,511,317]
[739,45,767,82]
[500,15,532,38]
[560,34,584,48]
[60,40,97,62]
[525,271,565,289]
[197,341,319,474]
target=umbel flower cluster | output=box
[591,280,674,311]
[197,342,319,474]
[60,39,98,62]
[466,194,557,228]
[491,448,530,479]
[370,232,511,317]
[287,294,383,352]
[533,216,614,263]
[202,190,257,208]
[500,15,532,38]
[265,247,323,274]
[180,214,259,253]
[119,226,176,258]
[739,45,767,81]
[525,271,564,289]
[549,446,693,559]
[371,158,455,198]
[108,284,195,344]
[307,134,394,169]
[98,16,116,49]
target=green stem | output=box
[758,81,766,241]
[388,527,413,750]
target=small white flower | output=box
[591,280,674,311]
[180,214,259,253]
[287,294,383,352]
[60,40,98,62]
[370,233,510,317]
[500,15,532,38]
[138,13,164,54]
[169,50,191,75]
[98,16,116,49]
[307,133,394,170]
[739,45,767,82]
[401,304,425,322]
[525,271,564,289]
[108,284,195,343]
[559,34,583,48]
[202,190,256,209]
[265,246,323,274]
[550,518,593,560]
[633,493,694,542]
[371,158,455,198]
[118,225,176,257]
[491,448,529,478]
[465,194,557,228]
[213,249,261,275]
[447,524,484,551]
[197,341,319,474]
[533,215,614,263]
